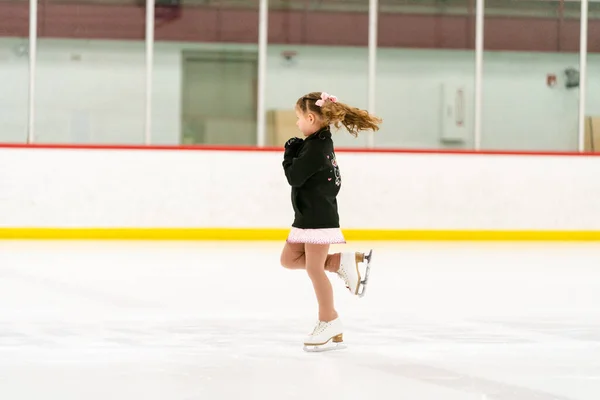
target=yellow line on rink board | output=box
[1,228,600,241]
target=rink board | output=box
[2,144,600,241]
[2,228,600,241]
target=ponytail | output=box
[296,91,382,137]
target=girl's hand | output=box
[285,137,303,149]
[284,137,304,158]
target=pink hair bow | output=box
[315,92,338,107]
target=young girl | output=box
[280,91,382,351]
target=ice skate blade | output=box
[303,334,346,352]
[357,249,373,298]
[303,343,347,353]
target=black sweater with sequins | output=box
[282,127,342,229]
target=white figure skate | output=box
[303,317,347,352]
[336,249,373,297]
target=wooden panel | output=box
[0,2,29,37]
[484,17,560,52]
[378,14,470,49]
[1,3,600,53]
[585,117,600,153]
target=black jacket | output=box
[282,127,341,229]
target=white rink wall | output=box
[1,147,599,231]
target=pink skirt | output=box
[286,227,346,245]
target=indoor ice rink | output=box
[1,240,600,400]
[3,0,600,399]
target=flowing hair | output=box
[296,91,382,137]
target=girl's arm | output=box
[282,143,325,187]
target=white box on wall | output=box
[440,83,468,143]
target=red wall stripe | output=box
[0,143,597,157]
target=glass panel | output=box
[266,0,370,148]
[0,0,29,143]
[35,0,146,144]
[375,0,475,149]
[153,1,259,146]
[585,1,600,152]
[481,0,581,151]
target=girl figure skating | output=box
[280,91,382,352]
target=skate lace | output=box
[337,267,350,289]
[310,321,328,335]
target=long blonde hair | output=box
[296,91,382,137]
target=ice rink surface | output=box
[1,240,600,400]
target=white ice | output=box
[1,240,600,400]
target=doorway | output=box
[181,50,257,145]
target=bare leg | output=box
[280,242,306,270]
[324,253,341,272]
[305,243,338,322]
[280,242,341,272]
